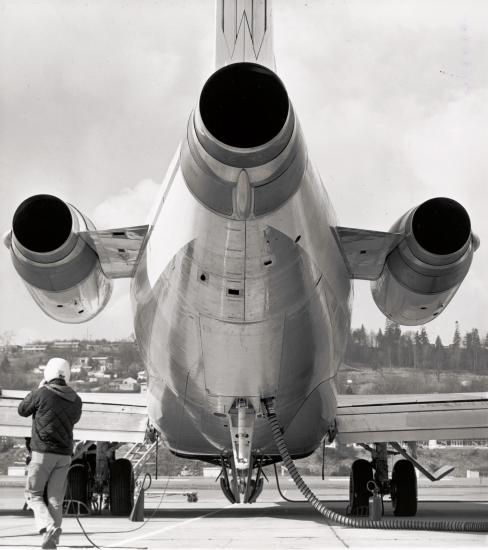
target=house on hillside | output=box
[72,356,92,369]
[92,356,114,372]
[52,341,80,352]
[86,342,120,353]
[22,344,48,352]
[0,345,22,355]
[108,378,122,390]
[137,370,147,382]
[119,377,138,392]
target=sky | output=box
[0,0,487,345]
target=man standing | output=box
[18,358,82,549]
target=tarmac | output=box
[0,476,486,549]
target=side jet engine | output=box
[371,197,479,325]
[5,194,113,323]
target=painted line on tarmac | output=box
[106,504,234,548]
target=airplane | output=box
[1,0,488,519]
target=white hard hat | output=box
[44,358,71,383]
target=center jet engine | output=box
[180,61,305,219]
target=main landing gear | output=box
[65,442,135,516]
[348,443,418,517]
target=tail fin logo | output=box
[216,0,275,70]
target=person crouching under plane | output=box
[18,358,82,549]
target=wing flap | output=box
[80,225,149,279]
[0,390,147,443]
[334,227,402,280]
[336,392,488,444]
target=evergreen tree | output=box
[472,328,482,372]
[369,331,378,348]
[413,331,421,369]
[450,321,462,371]
[342,322,488,375]
[400,332,414,368]
[358,325,368,347]
[464,328,482,371]
[452,321,461,348]
[376,329,383,347]
[483,334,488,373]
[0,355,11,373]
[410,327,430,370]
[384,320,401,367]
[419,326,430,346]
[433,336,444,381]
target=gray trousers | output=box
[26,451,71,532]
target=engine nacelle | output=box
[6,194,112,323]
[371,197,479,326]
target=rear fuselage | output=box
[130,67,352,457]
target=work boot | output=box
[53,528,62,545]
[41,527,61,549]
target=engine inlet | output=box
[412,197,471,255]
[13,194,73,254]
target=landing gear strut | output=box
[218,398,264,503]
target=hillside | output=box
[336,363,488,394]
[1,362,487,477]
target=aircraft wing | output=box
[335,392,488,444]
[79,225,149,279]
[334,227,403,280]
[0,390,147,443]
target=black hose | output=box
[264,400,488,533]
[273,463,305,503]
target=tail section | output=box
[215,0,275,70]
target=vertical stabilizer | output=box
[215,0,275,70]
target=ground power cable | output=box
[272,462,305,503]
[264,399,488,533]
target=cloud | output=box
[92,179,159,228]
[1,0,487,346]
[405,90,488,210]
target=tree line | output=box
[346,321,488,374]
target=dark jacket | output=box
[18,379,82,456]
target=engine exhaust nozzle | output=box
[199,62,289,149]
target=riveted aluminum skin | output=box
[131,94,352,457]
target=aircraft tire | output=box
[65,460,89,514]
[391,459,417,516]
[109,459,134,516]
[348,459,373,516]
